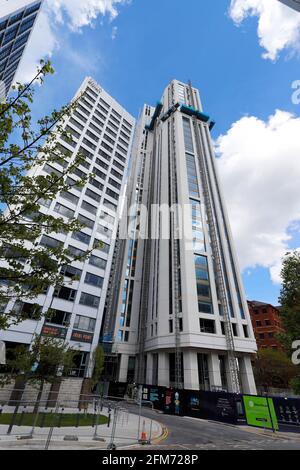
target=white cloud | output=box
[49,0,129,30]
[229,0,300,60]
[15,0,129,82]
[216,109,300,284]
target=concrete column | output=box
[146,353,154,385]
[208,353,222,390]
[239,356,257,395]
[158,352,169,387]
[118,354,129,383]
[183,351,199,390]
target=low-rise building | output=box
[248,301,284,351]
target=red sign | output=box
[71,330,93,344]
[41,325,67,339]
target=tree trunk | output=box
[33,379,44,414]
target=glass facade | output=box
[0,2,42,95]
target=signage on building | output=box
[41,325,67,339]
[71,330,93,344]
[243,396,279,431]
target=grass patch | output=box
[0,412,108,427]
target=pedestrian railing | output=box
[0,391,158,450]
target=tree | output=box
[81,346,105,397]
[2,335,75,412]
[253,348,297,391]
[0,60,94,330]
[278,251,300,393]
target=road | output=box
[124,405,300,450]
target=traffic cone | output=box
[139,420,148,445]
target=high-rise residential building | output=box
[248,301,284,351]
[103,80,257,395]
[0,76,135,381]
[278,0,300,12]
[0,0,43,97]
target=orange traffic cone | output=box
[139,420,148,445]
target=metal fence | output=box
[0,390,159,450]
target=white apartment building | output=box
[0,76,135,380]
[105,80,257,395]
[0,0,43,96]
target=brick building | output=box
[248,301,284,351]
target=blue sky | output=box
[19,0,300,306]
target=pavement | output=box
[0,405,162,450]
[1,403,300,450]
[122,406,300,451]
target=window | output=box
[74,167,87,179]
[46,309,71,327]
[169,320,173,333]
[89,177,104,191]
[108,178,121,190]
[198,302,213,314]
[95,158,109,171]
[256,321,262,327]
[81,200,97,215]
[100,212,115,225]
[243,325,249,338]
[43,164,63,177]
[54,203,75,219]
[71,231,91,245]
[93,167,106,181]
[13,301,42,320]
[40,235,63,249]
[54,286,77,302]
[200,319,215,334]
[108,120,119,131]
[69,118,84,131]
[79,146,93,161]
[101,142,113,153]
[60,265,82,280]
[111,169,123,180]
[183,117,194,153]
[186,153,199,198]
[73,110,87,123]
[115,152,126,164]
[259,333,265,340]
[79,292,100,309]
[100,98,110,109]
[94,240,110,254]
[197,284,210,298]
[74,315,96,332]
[99,149,111,161]
[97,225,113,238]
[60,191,79,206]
[113,160,124,172]
[89,255,107,270]
[106,188,119,200]
[78,213,94,230]
[232,323,238,337]
[67,245,85,258]
[85,188,101,203]
[86,130,99,142]
[83,138,96,151]
[265,319,271,326]
[84,272,104,288]
[103,199,117,212]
